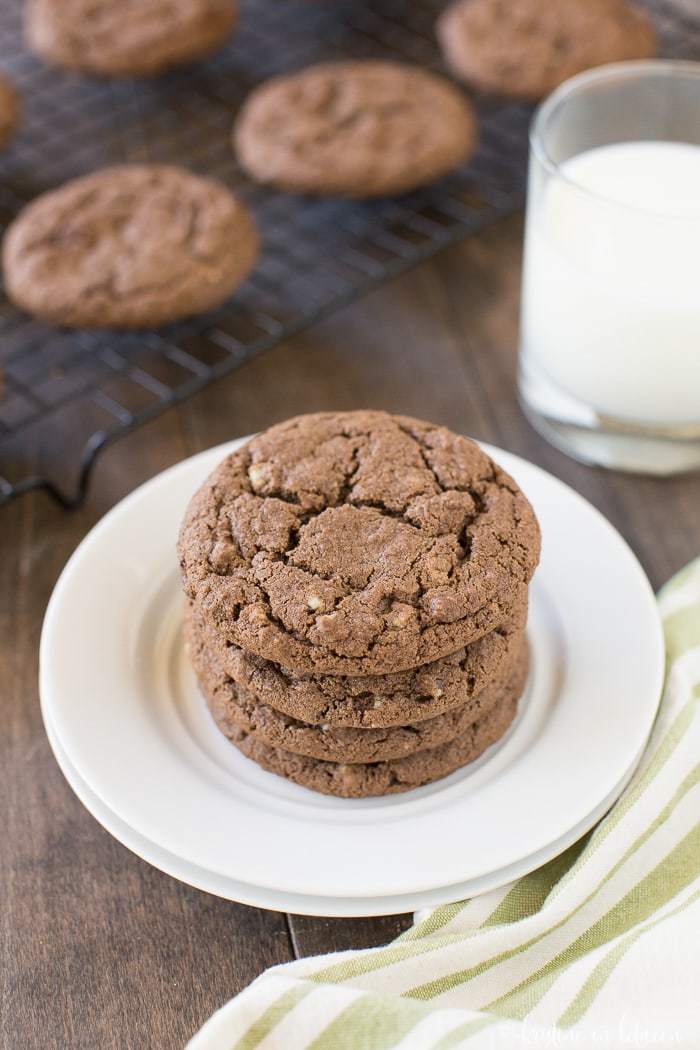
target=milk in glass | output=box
[521,141,700,425]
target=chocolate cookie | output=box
[26,0,237,77]
[437,0,657,101]
[189,599,527,727]
[229,692,520,797]
[3,165,259,329]
[178,411,540,675]
[188,608,528,763]
[0,74,18,151]
[233,61,477,198]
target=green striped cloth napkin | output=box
[189,558,700,1050]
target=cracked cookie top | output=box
[179,411,540,675]
[233,61,477,198]
[437,0,656,101]
[26,0,237,77]
[2,164,259,328]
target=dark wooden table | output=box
[4,214,699,1050]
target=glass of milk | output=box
[519,61,700,474]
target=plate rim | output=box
[42,706,645,918]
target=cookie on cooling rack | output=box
[26,0,237,77]
[437,0,657,101]
[233,60,477,198]
[2,165,259,329]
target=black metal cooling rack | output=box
[0,0,696,508]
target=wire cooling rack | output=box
[0,0,696,508]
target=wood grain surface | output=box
[3,215,700,1049]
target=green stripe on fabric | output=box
[432,1017,495,1048]
[483,819,700,1020]
[558,885,700,1028]
[406,763,700,1002]
[399,903,468,943]
[232,986,312,1050]
[482,840,589,928]
[486,969,563,1021]
[307,993,428,1050]
[558,939,630,1028]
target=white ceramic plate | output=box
[40,439,664,900]
[43,705,644,917]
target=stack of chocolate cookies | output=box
[178,411,541,798]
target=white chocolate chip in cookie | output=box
[247,604,268,626]
[307,594,324,612]
[387,603,413,628]
[248,462,272,492]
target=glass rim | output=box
[529,59,700,219]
